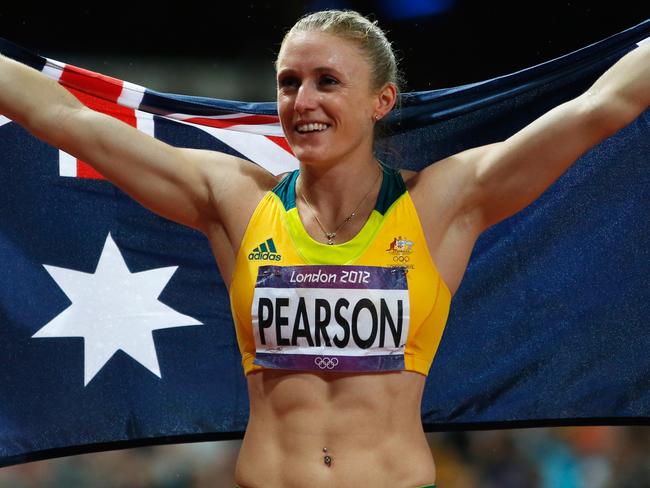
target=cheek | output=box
[277,101,292,125]
[339,102,372,131]
[338,95,370,117]
[276,97,286,114]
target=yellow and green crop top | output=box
[228,162,452,377]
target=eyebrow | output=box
[277,66,343,77]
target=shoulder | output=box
[186,151,279,230]
[398,146,496,227]
[402,143,501,205]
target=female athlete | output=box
[1,9,648,488]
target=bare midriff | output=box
[233,368,437,488]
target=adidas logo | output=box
[248,237,282,261]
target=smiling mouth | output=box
[295,123,331,134]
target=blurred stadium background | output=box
[0,427,649,486]
[1,1,649,486]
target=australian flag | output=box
[1,18,649,468]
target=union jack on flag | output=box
[18,50,298,179]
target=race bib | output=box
[251,264,410,372]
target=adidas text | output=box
[248,251,282,261]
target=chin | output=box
[291,148,332,164]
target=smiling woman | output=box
[227,10,447,487]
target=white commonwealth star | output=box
[33,232,203,386]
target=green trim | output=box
[271,161,405,215]
[271,170,297,210]
[271,162,407,265]
[376,161,407,214]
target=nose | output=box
[293,82,318,113]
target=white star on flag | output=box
[32,232,203,386]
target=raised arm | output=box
[417,42,650,240]
[466,42,650,232]
[0,52,265,235]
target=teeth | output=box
[297,123,329,133]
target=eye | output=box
[278,76,299,88]
[320,75,338,85]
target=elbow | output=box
[584,89,644,138]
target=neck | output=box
[297,156,383,225]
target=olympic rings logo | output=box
[393,255,410,262]
[314,356,339,369]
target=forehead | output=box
[277,31,369,77]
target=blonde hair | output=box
[276,9,405,102]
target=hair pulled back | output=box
[276,10,405,120]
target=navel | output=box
[322,446,332,467]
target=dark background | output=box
[1,1,648,100]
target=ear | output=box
[373,82,398,120]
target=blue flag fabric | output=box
[1,19,649,467]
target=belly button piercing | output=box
[323,447,332,467]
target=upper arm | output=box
[41,105,237,234]
[414,141,503,238]
[469,91,615,232]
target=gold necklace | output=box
[297,164,383,245]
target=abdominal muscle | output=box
[233,368,437,488]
